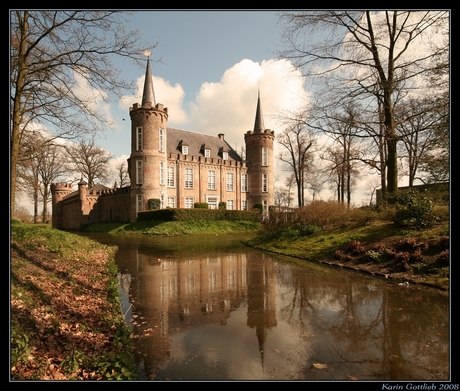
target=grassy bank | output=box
[245,216,450,291]
[10,222,139,380]
[81,219,261,235]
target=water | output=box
[80,233,450,381]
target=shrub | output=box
[148,198,161,210]
[391,189,436,228]
[347,240,366,255]
[219,202,226,209]
[436,250,449,266]
[253,203,263,212]
[194,202,209,209]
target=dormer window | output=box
[219,147,229,160]
[204,149,211,158]
[182,145,188,155]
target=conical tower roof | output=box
[141,59,156,107]
[253,89,265,133]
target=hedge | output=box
[137,208,261,222]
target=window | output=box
[159,128,165,152]
[167,197,175,208]
[182,145,189,155]
[262,173,268,192]
[262,147,268,166]
[204,149,211,158]
[241,174,248,192]
[185,168,194,189]
[222,151,228,160]
[167,166,175,187]
[160,194,165,209]
[136,194,143,213]
[226,172,234,191]
[185,197,194,208]
[160,161,165,185]
[263,200,268,212]
[241,200,248,210]
[208,170,216,190]
[227,199,234,210]
[136,160,143,185]
[136,127,143,151]
[206,196,218,209]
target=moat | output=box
[81,232,450,381]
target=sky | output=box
[17,10,387,213]
[104,10,308,156]
[95,10,351,201]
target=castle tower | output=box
[128,59,168,221]
[51,182,73,229]
[244,89,275,211]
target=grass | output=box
[10,222,139,380]
[82,219,261,235]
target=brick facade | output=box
[51,60,274,230]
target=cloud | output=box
[119,75,188,125]
[187,59,309,151]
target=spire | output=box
[141,59,156,107]
[253,88,265,133]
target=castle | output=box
[51,60,275,230]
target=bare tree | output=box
[17,132,69,223]
[10,10,159,217]
[277,10,449,199]
[316,105,363,206]
[115,160,130,188]
[396,97,448,187]
[278,121,316,207]
[66,137,114,188]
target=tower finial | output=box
[141,58,156,107]
[253,87,265,133]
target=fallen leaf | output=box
[313,363,328,369]
[347,375,358,380]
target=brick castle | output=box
[51,60,275,229]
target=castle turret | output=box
[127,59,169,221]
[51,182,73,229]
[244,89,275,211]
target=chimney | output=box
[218,133,225,140]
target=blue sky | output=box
[94,10,317,191]
[102,10,294,157]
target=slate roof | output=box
[166,127,242,162]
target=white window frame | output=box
[160,161,165,185]
[167,196,175,208]
[167,166,175,187]
[206,195,218,209]
[136,194,143,213]
[222,151,228,160]
[241,174,248,192]
[208,170,216,190]
[136,127,143,151]
[136,160,143,185]
[227,199,234,210]
[182,145,189,155]
[204,149,211,158]
[226,172,234,191]
[262,147,268,166]
[262,173,268,192]
[241,200,248,210]
[185,168,194,189]
[159,128,165,152]
[185,197,194,208]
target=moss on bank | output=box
[10,222,139,380]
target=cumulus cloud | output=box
[187,58,309,151]
[119,75,188,124]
